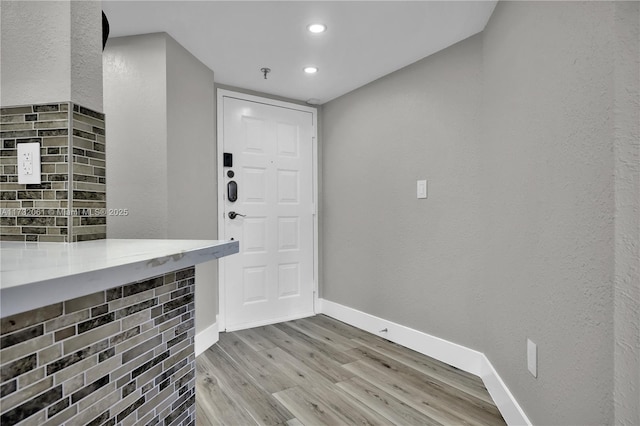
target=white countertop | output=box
[0,239,239,317]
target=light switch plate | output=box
[417,180,427,199]
[527,339,537,378]
[17,143,41,184]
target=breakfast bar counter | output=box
[0,239,238,425]
[0,239,239,317]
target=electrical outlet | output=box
[417,180,427,199]
[23,152,33,175]
[17,143,41,184]
[527,339,537,378]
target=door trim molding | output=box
[318,298,532,426]
[216,89,319,332]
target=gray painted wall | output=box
[321,2,639,424]
[104,34,169,238]
[322,33,485,352]
[0,1,103,111]
[613,2,640,425]
[481,2,615,424]
[104,33,218,335]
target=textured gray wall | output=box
[481,2,614,424]
[322,33,485,351]
[1,1,103,112]
[613,2,640,425]
[104,34,169,239]
[321,2,637,424]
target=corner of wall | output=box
[613,1,640,424]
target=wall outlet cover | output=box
[527,338,537,378]
[17,142,42,184]
[417,179,427,199]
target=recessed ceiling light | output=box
[304,66,318,74]
[307,24,326,34]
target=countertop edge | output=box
[1,239,239,318]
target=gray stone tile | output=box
[162,294,194,314]
[116,395,145,422]
[109,326,140,346]
[0,325,44,349]
[123,276,164,298]
[115,299,157,320]
[1,354,36,381]
[53,356,97,386]
[77,312,115,334]
[36,342,62,367]
[71,374,109,404]
[98,347,115,362]
[47,340,107,375]
[1,378,16,397]
[1,106,33,115]
[73,104,105,121]
[64,292,105,314]
[33,105,59,113]
[0,385,61,425]
[85,355,120,384]
[121,335,163,365]
[62,372,85,397]
[54,326,75,342]
[17,366,44,389]
[0,270,195,426]
[0,334,51,364]
[120,309,151,331]
[78,381,116,412]
[108,288,156,311]
[41,403,78,426]
[63,322,119,355]
[47,396,69,418]
[76,408,110,426]
[2,377,53,412]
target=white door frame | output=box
[216,89,319,332]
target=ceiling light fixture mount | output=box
[303,66,318,74]
[260,67,271,79]
[307,23,327,34]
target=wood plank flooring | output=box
[196,315,506,426]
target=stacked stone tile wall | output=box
[0,102,106,242]
[70,104,107,242]
[0,267,196,426]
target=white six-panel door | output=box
[219,93,316,331]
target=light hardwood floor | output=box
[196,315,506,426]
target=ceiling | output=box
[102,1,497,105]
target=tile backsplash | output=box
[0,267,196,425]
[0,102,106,242]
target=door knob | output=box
[228,211,246,219]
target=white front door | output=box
[219,92,316,331]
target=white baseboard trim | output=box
[480,355,531,426]
[318,298,531,426]
[195,317,219,357]
[319,299,484,374]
